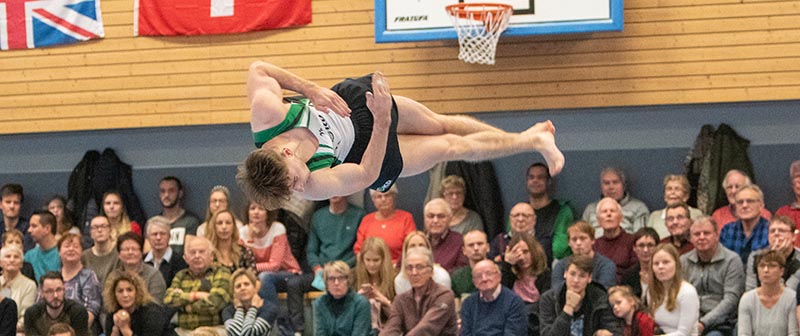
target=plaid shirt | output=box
[719,217,770,264]
[164,265,232,329]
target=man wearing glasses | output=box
[745,215,800,291]
[720,184,771,264]
[80,215,119,282]
[660,203,695,255]
[459,260,527,335]
[381,247,457,336]
[24,271,89,336]
[681,216,744,336]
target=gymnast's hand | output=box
[366,71,392,127]
[308,85,351,118]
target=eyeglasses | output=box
[665,215,687,222]
[325,275,348,284]
[758,263,782,270]
[473,271,499,279]
[769,228,792,234]
[735,198,761,205]
[90,224,110,231]
[510,213,534,218]
[425,213,448,220]
[405,264,431,273]
[635,243,656,250]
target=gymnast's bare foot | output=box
[524,120,564,176]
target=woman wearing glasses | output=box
[738,250,798,336]
[313,261,371,336]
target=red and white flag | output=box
[134,0,311,36]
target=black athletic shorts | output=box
[331,74,402,192]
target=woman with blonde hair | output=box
[197,185,243,238]
[222,269,279,336]
[393,231,451,294]
[648,243,699,336]
[101,191,141,240]
[205,209,254,273]
[353,237,396,331]
[440,175,483,235]
[103,270,171,336]
[313,261,371,336]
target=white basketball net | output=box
[447,4,512,65]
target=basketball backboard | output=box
[375,0,623,43]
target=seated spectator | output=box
[647,175,704,239]
[2,229,36,281]
[423,198,467,273]
[58,233,102,334]
[239,201,304,332]
[223,268,281,336]
[44,195,79,239]
[115,232,166,303]
[712,169,771,233]
[101,191,142,240]
[621,228,660,298]
[539,254,620,336]
[164,236,231,335]
[720,184,770,264]
[552,221,616,290]
[489,202,536,262]
[0,273,18,336]
[776,160,800,247]
[24,210,61,282]
[607,286,655,336]
[526,162,575,265]
[158,176,201,257]
[308,195,365,272]
[439,175,483,235]
[313,261,371,336]
[354,186,416,265]
[460,260,527,335]
[394,231,451,294]
[143,216,188,287]
[649,244,699,336]
[103,270,172,336]
[281,194,365,336]
[353,237,396,332]
[206,210,254,273]
[582,167,649,236]
[593,197,638,283]
[81,216,119,284]
[746,215,800,291]
[47,323,74,336]
[660,203,695,255]
[500,233,551,304]
[197,185,243,238]
[738,250,798,336]
[381,247,457,335]
[0,244,35,333]
[0,183,33,251]
[24,272,89,336]
[681,216,743,336]
[451,230,489,299]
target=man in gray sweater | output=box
[681,216,744,336]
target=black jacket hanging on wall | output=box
[67,148,147,233]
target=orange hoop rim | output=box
[445,3,514,21]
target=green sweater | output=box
[313,290,371,336]
[307,205,366,268]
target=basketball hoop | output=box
[446,3,513,65]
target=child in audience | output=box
[608,285,655,336]
[353,237,396,332]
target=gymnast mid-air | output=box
[237,61,564,210]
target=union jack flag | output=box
[0,0,104,50]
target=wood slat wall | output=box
[2,0,799,134]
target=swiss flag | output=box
[134,0,310,36]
